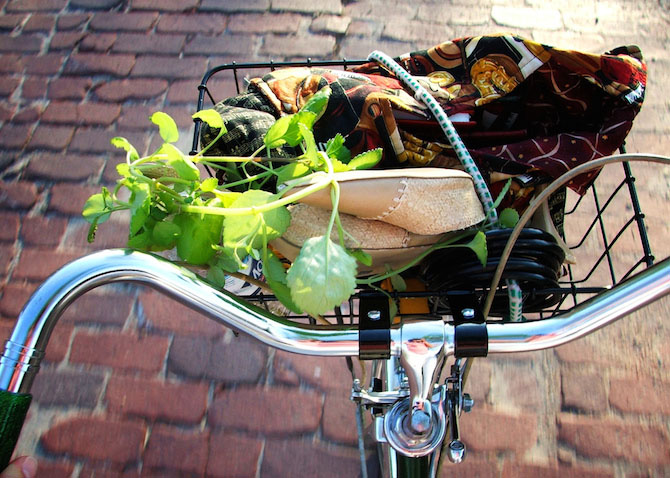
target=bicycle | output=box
[1,46,669,478]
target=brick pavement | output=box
[1,0,670,477]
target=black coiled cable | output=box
[421,228,566,317]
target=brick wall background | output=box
[1,0,670,477]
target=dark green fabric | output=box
[0,390,31,470]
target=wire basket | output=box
[190,60,655,323]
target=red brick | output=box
[609,375,670,415]
[23,53,65,75]
[501,463,615,478]
[105,375,208,423]
[0,244,15,276]
[22,74,48,99]
[23,13,56,32]
[112,33,185,54]
[69,127,119,154]
[0,13,26,30]
[11,105,42,123]
[561,368,608,412]
[48,77,92,100]
[168,334,266,382]
[156,13,227,34]
[26,125,74,150]
[70,330,170,372]
[0,34,42,53]
[31,367,105,408]
[0,180,40,210]
[6,0,67,12]
[56,13,91,30]
[0,103,15,121]
[273,350,352,391]
[310,14,351,34]
[209,386,323,434]
[49,31,85,50]
[165,79,201,104]
[48,183,101,216]
[131,55,207,79]
[139,289,223,337]
[26,152,105,181]
[79,32,117,52]
[34,460,75,478]
[51,102,121,126]
[44,322,73,363]
[13,248,80,281]
[79,466,140,478]
[558,413,670,465]
[438,462,500,478]
[143,425,208,475]
[67,217,130,251]
[273,0,341,14]
[0,54,23,73]
[117,103,161,130]
[261,33,336,58]
[0,124,31,150]
[131,0,199,11]
[461,407,537,453]
[40,416,146,465]
[183,34,255,57]
[261,437,359,478]
[20,215,68,246]
[93,78,168,102]
[0,75,20,96]
[88,11,157,31]
[41,101,77,123]
[65,53,135,76]
[0,212,20,243]
[199,0,269,12]
[227,13,304,33]
[207,430,262,478]
[61,290,132,326]
[322,394,357,444]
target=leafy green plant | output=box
[83,88,491,317]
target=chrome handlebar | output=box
[1,249,669,395]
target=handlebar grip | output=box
[0,390,32,470]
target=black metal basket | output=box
[190,60,655,323]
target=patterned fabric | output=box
[204,34,646,201]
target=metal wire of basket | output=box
[190,60,655,323]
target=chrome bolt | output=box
[368,310,381,321]
[447,440,466,463]
[461,308,475,320]
[462,393,474,413]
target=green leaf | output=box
[200,177,219,192]
[157,143,200,181]
[348,148,382,170]
[298,123,320,169]
[173,209,224,265]
[151,112,179,143]
[110,137,139,161]
[266,278,303,314]
[492,179,513,209]
[129,182,151,236]
[212,190,242,208]
[127,227,153,249]
[291,110,318,132]
[151,221,181,248]
[116,163,131,177]
[82,187,113,225]
[464,231,488,267]
[192,109,226,132]
[274,162,310,189]
[326,133,351,163]
[263,250,288,285]
[348,249,373,267]
[264,115,292,149]
[389,273,407,292]
[499,208,520,228]
[223,190,290,251]
[300,85,331,120]
[286,235,357,317]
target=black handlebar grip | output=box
[0,390,32,471]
